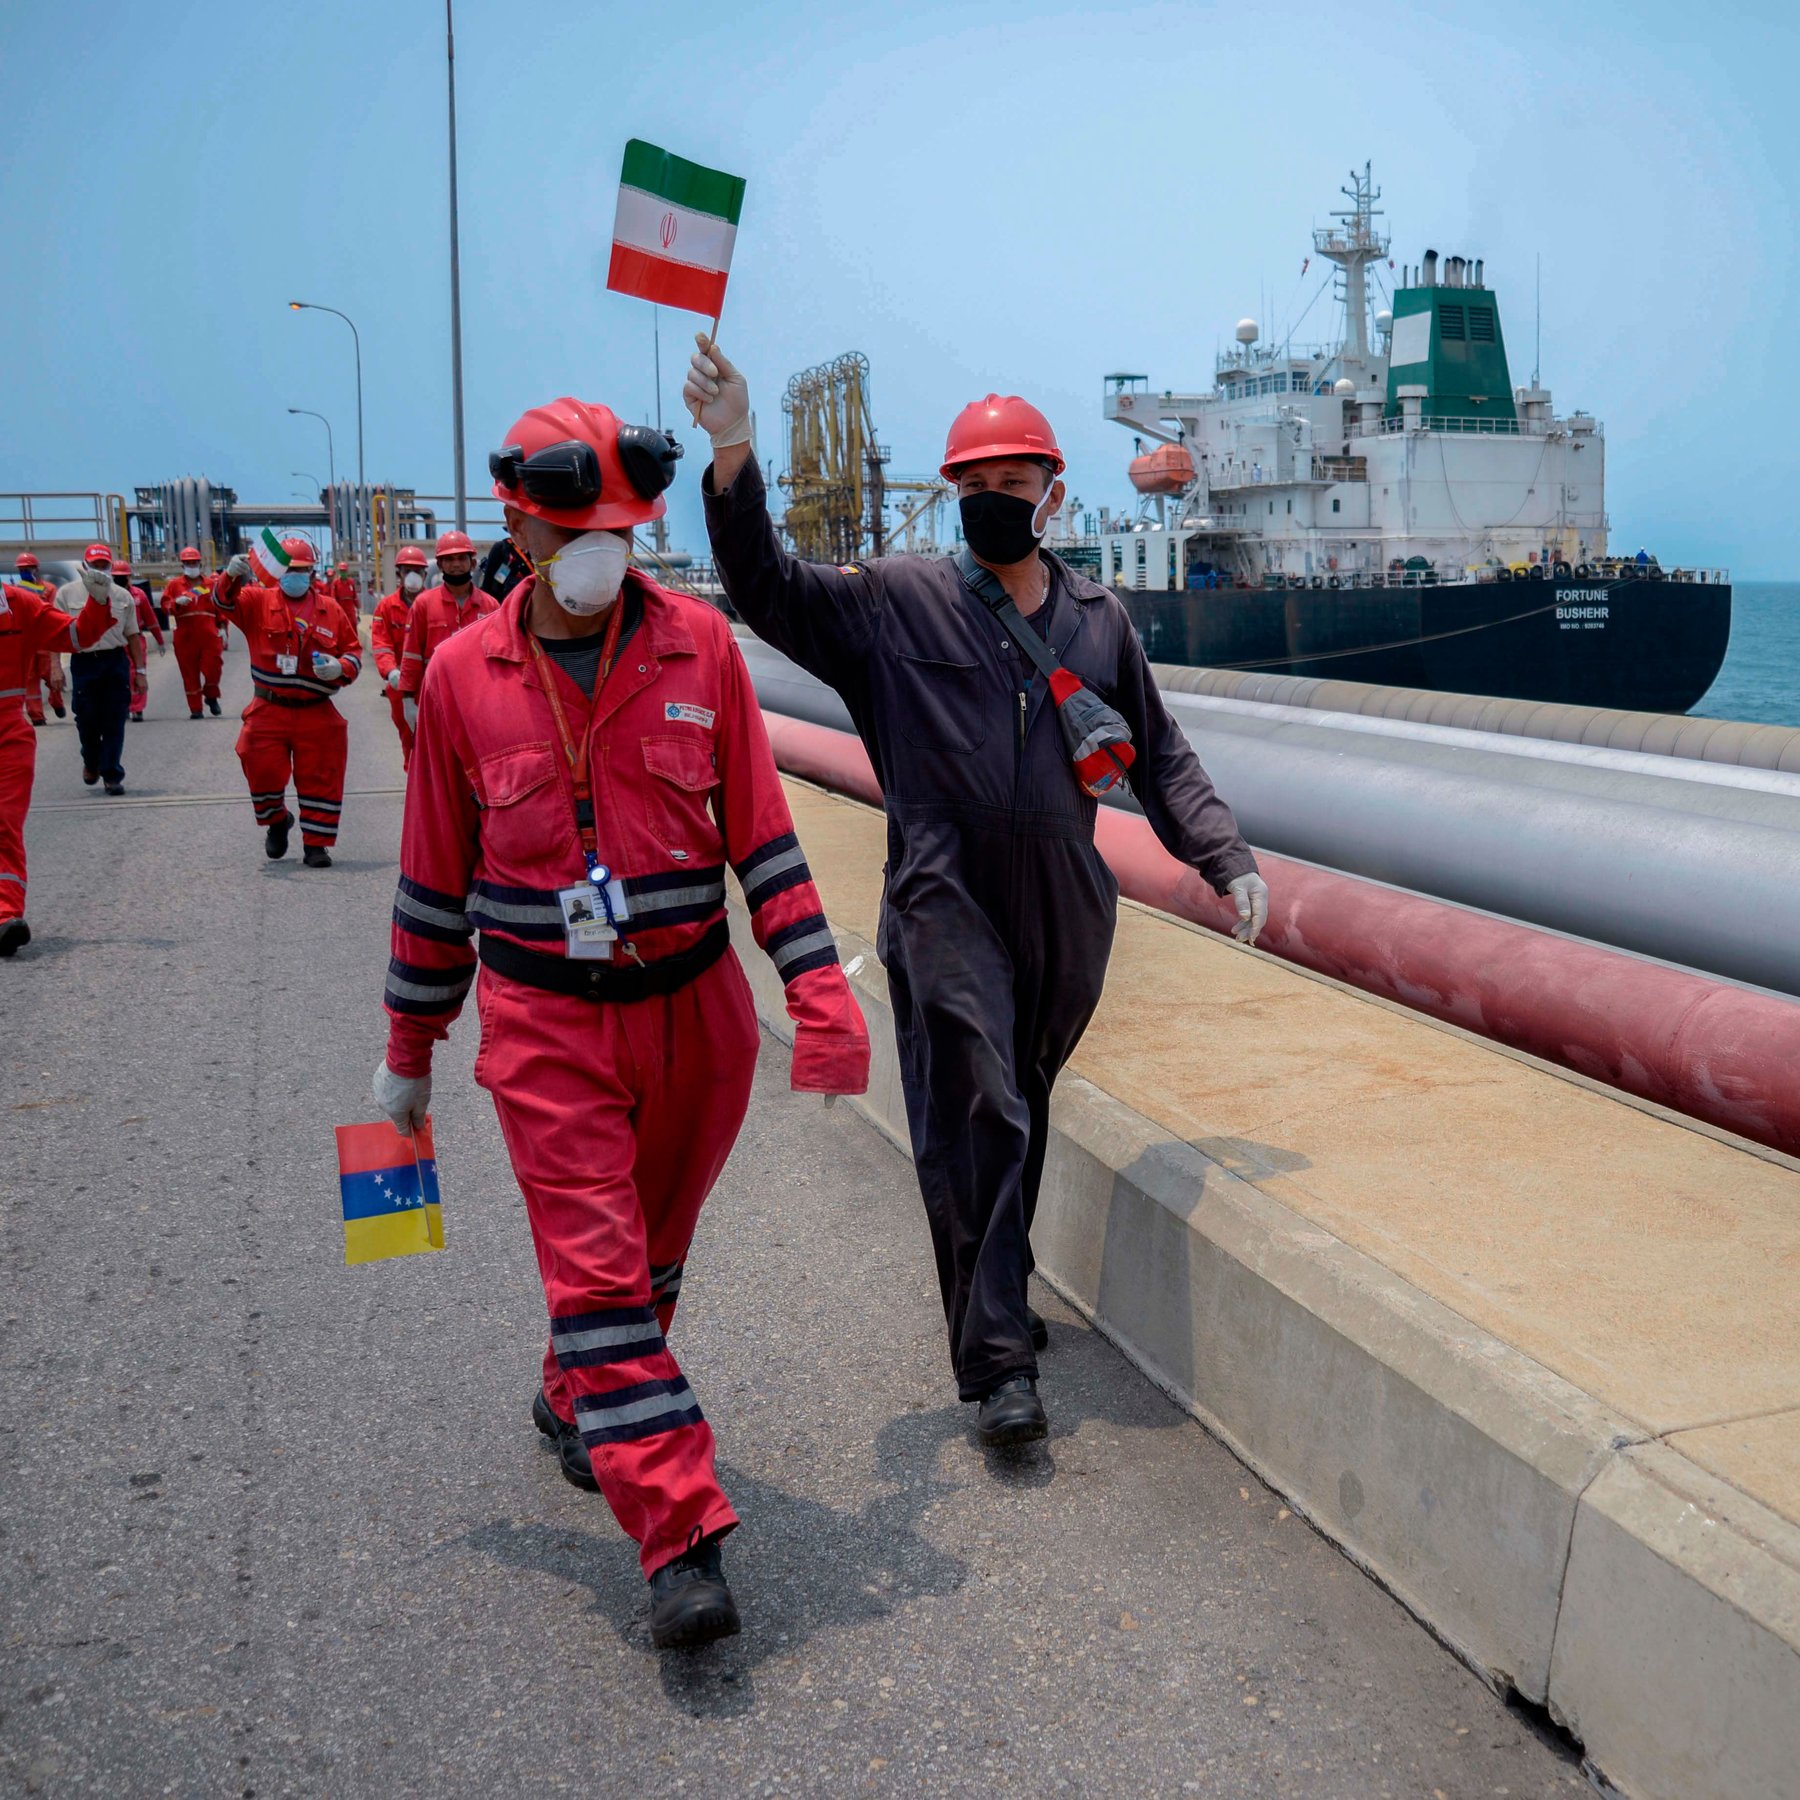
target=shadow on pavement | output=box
[461,1405,971,1718]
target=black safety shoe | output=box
[977,1375,1049,1447]
[82,767,98,786]
[104,781,125,796]
[51,701,66,718]
[189,709,203,720]
[648,1533,740,1650]
[207,697,222,716]
[1027,1305,1049,1353]
[531,1389,598,1492]
[30,717,43,729]
[0,920,30,959]
[264,812,292,860]
[302,846,333,869]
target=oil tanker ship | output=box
[1057,167,1731,711]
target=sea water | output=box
[1694,582,1800,726]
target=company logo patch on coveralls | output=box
[664,702,716,729]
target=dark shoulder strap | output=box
[954,548,1063,684]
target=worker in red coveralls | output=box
[164,545,225,719]
[13,554,66,725]
[369,397,870,1650]
[329,563,361,640]
[0,577,119,955]
[396,530,495,732]
[117,562,166,722]
[214,537,361,868]
[369,544,429,768]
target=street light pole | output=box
[288,410,337,518]
[289,300,365,581]
[446,0,468,535]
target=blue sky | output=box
[3,0,1795,574]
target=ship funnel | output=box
[1447,255,1465,288]
[1422,249,1438,286]
[1474,258,1484,287]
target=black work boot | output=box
[1026,1305,1049,1353]
[82,767,98,785]
[207,697,222,716]
[977,1375,1048,1447]
[0,920,30,959]
[648,1532,740,1650]
[302,845,333,869]
[531,1389,598,1493]
[189,708,203,720]
[264,811,292,859]
[51,700,66,718]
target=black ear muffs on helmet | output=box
[615,424,684,500]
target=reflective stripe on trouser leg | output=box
[476,956,759,1575]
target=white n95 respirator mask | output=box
[537,530,629,615]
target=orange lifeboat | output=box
[1127,443,1196,495]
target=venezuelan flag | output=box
[335,1120,445,1266]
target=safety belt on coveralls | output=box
[954,548,1137,798]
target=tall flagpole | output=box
[446,0,468,535]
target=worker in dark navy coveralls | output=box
[689,336,1269,1447]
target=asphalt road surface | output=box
[1,639,1589,1796]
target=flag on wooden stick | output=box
[607,138,746,319]
[335,1120,445,1266]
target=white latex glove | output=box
[683,334,753,449]
[403,695,418,730]
[224,553,251,581]
[372,1059,431,1134]
[156,639,168,657]
[1227,872,1269,946]
[311,652,343,683]
[386,668,402,691]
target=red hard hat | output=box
[115,560,133,577]
[491,396,670,531]
[396,545,429,569]
[179,545,201,563]
[281,536,318,569]
[940,394,1065,480]
[435,529,475,558]
[84,543,113,565]
[16,552,38,570]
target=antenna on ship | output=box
[1534,254,1542,387]
[1314,162,1389,373]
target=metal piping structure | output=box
[1150,662,1800,773]
[1154,689,1800,802]
[736,638,1800,997]
[758,711,1800,1159]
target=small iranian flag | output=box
[249,524,295,583]
[607,138,746,319]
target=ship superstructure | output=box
[1084,166,1614,588]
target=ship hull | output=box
[1120,577,1732,712]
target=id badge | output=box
[558,882,616,960]
[276,652,299,675]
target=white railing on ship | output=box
[1347,414,1600,439]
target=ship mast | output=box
[1313,163,1389,373]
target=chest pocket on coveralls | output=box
[642,735,721,861]
[893,651,986,755]
[475,742,565,867]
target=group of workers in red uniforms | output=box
[5,349,1265,1667]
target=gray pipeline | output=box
[737,639,1800,996]
[1150,663,1800,774]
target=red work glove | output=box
[790,1018,871,1097]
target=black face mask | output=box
[959,489,1047,565]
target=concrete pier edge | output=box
[728,896,1800,1800]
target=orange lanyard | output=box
[524,596,628,864]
